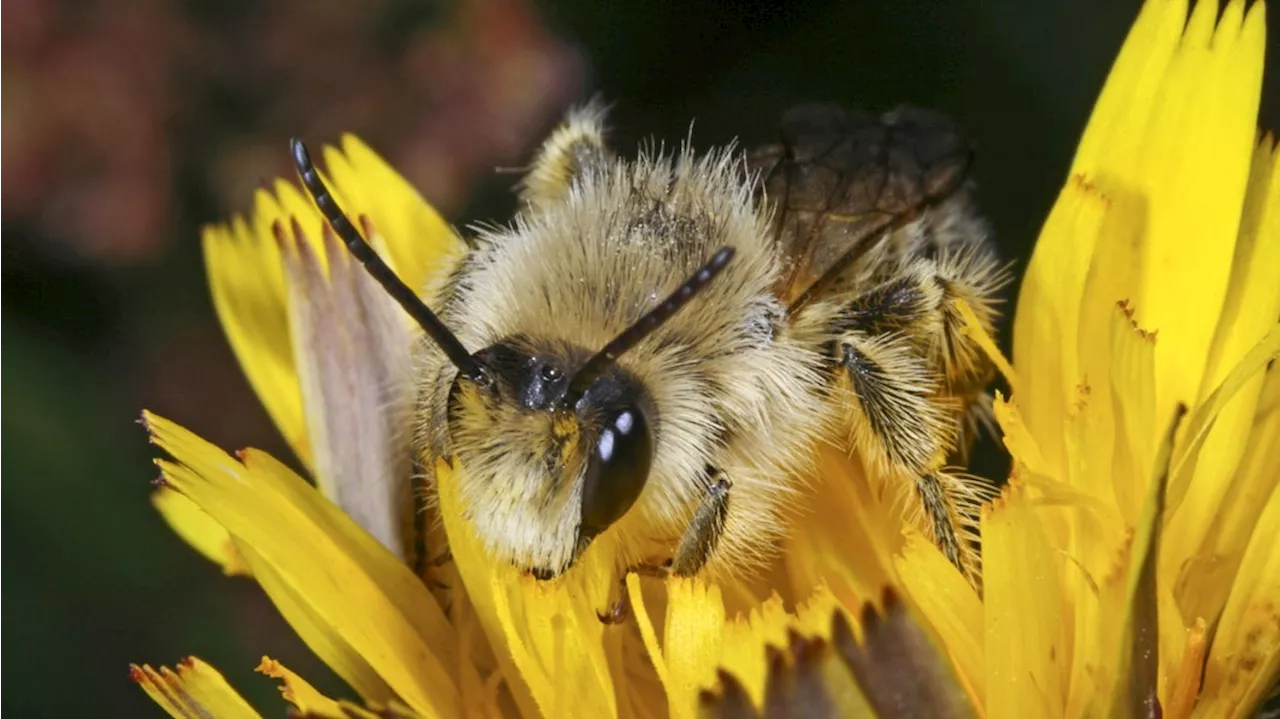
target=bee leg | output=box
[833,329,988,581]
[915,471,969,580]
[833,330,952,476]
[521,99,612,209]
[880,250,1005,461]
[845,248,1007,387]
[598,579,632,625]
[597,563,672,625]
[670,469,732,577]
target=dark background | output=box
[4,1,1276,715]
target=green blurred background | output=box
[4,0,1277,715]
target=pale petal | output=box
[832,591,975,719]
[278,219,415,558]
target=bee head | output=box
[447,337,655,577]
[289,135,735,579]
[445,246,736,578]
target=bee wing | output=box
[747,104,972,309]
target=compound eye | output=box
[579,406,653,539]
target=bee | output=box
[289,100,1004,589]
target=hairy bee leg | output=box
[948,387,996,464]
[833,331,952,476]
[832,330,987,580]
[670,470,732,577]
[411,468,431,577]
[834,267,945,341]
[520,99,613,209]
[924,250,1007,385]
[916,472,966,573]
[840,251,1006,387]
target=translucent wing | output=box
[747,104,972,309]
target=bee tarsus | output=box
[596,563,674,626]
[671,471,732,578]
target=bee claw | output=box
[597,593,630,625]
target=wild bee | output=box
[290,100,1004,589]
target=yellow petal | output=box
[236,542,392,702]
[1123,0,1264,429]
[983,483,1067,717]
[781,446,901,611]
[1164,135,1280,607]
[325,135,468,297]
[1070,0,1187,175]
[256,656,344,717]
[1167,326,1280,514]
[204,217,309,466]
[1107,404,1182,717]
[151,485,249,576]
[715,595,793,709]
[894,529,984,707]
[1165,617,1208,719]
[661,577,727,719]
[144,412,459,718]
[1107,302,1158,523]
[955,297,1016,391]
[991,392,1050,479]
[1165,330,1280,633]
[1198,135,1280,414]
[1012,176,1109,479]
[131,657,262,719]
[436,458,617,719]
[1196,479,1280,716]
[1070,179,1146,500]
[697,622,875,719]
[1015,0,1267,489]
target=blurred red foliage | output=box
[3,0,582,264]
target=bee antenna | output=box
[289,138,484,381]
[566,246,736,402]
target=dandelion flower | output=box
[133,0,1276,716]
[921,0,1277,715]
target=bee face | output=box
[446,337,656,577]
